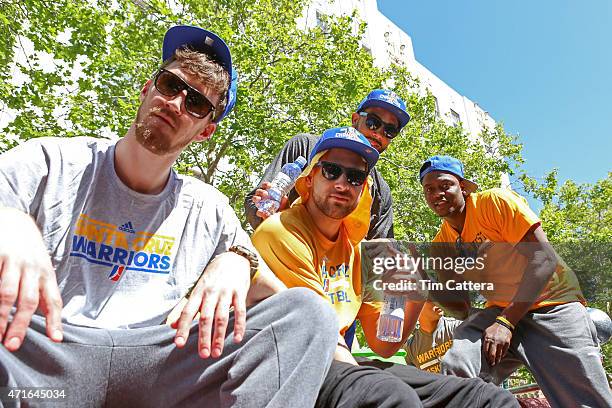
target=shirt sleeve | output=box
[0,138,50,215]
[251,214,326,298]
[480,189,540,243]
[367,169,395,239]
[243,133,318,230]
[211,197,258,258]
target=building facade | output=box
[301,0,509,187]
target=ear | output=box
[193,122,217,142]
[139,79,153,102]
[459,180,469,198]
[351,112,361,127]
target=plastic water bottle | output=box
[256,156,307,217]
[376,293,406,342]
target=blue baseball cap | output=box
[357,89,411,129]
[310,127,379,171]
[162,25,237,122]
[419,155,478,193]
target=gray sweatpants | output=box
[0,288,338,408]
[440,302,612,408]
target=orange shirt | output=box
[433,188,585,309]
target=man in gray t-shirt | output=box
[403,301,462,374]
[0,25,336,407]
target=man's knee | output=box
[475,379,519,407]
[364,375,422,407]
[440,343,477,377]
[276,288,338,336]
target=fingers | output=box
[0,258,20,345]
[232,291,247,344]
[278,195,289,211]
[174,290,203,348]
[209,292,232,358]
[39,274,63,342]
[486,339,497,366]
[197,292,218,359]
[495,340,506,365]
[3,265,40,351]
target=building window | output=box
[450,109,460,126]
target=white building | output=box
[301,0,509,187]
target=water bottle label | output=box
[272,173,293,194]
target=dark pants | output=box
[316,357,518,408]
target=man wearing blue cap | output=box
[0,25,338,407]
[419,155,612,407]
[253,131,518,408]
[245,89,410,239]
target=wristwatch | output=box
[229,245,260,279]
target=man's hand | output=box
[170,252,250,359]
[251,182,289,219]
[0,207,63,351]
[482,322,512,366]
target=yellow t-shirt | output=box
[252,204,381,335]
[433,188,585,309]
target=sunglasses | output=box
[316,161,368,187]
[154,69,216,119]
[358,111,400,139]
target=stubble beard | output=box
[134,105,187,156]
[313,192,357,220]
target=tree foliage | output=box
[1,0,520,237]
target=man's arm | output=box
[366,169,394,239]
[244,134,317,230]
[483,224,557,365]
[0,139,64,350]
[0,207,63,351]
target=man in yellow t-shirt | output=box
[253,129,518,408]
[419,155,611,408]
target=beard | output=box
[134,105,189,156]
[312,191,358,220]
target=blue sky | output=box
[379,0,611,197]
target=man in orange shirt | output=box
[419,155,611,408]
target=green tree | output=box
[520,171,612,375]
[1,0,522,234]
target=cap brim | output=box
[419,168,478,194]
[360,100,410,129]
[314,138,379,170]
[163,26,232,73]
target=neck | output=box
[115,126,179,194]
[444,199,467,233]
[305,199,343,241]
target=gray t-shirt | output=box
[0,137,253,328]
[403,317,462,373]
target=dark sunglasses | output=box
[316,161,368,187]
[154,69,216,119]
[358,111,400,139]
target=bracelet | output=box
[495,316,516,331]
